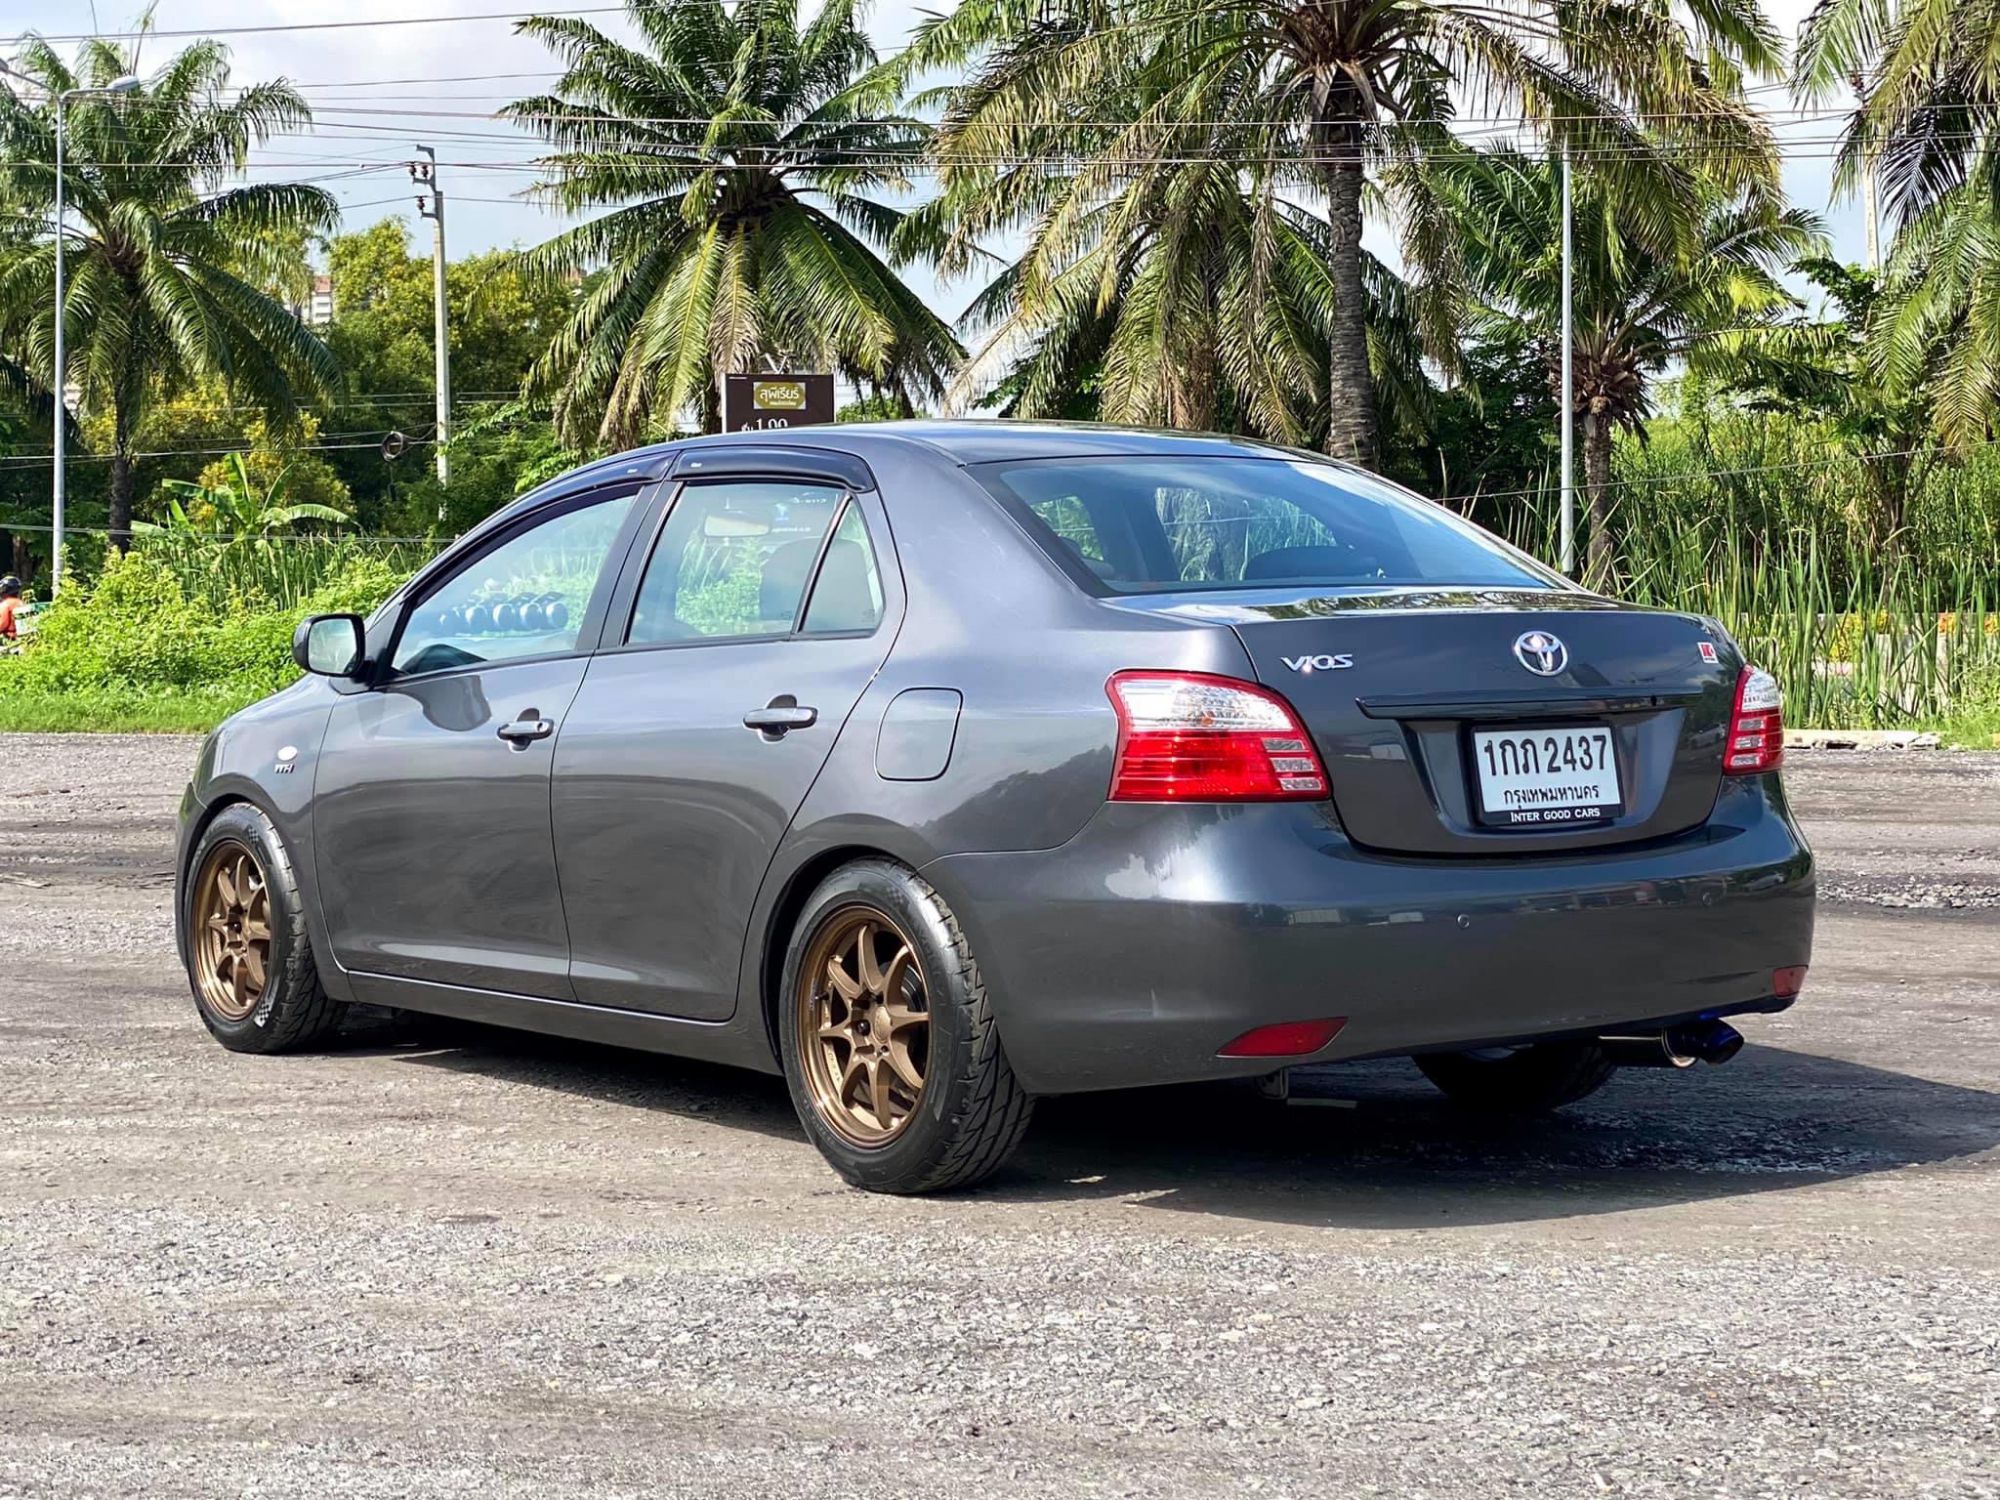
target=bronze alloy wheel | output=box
[192,840,273,1022]
[796,906,931,1147]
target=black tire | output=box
[181,803,345,1053]
[778,860,1034,1194]
[1414,1041,1616,1114]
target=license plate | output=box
[1471,725,1621,827]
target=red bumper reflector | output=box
[1217,1017,1347,1059]
[1772,965,1808,999]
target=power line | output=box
[291,71,564,89]
[0,520,449,543]
[31,135,1921,170]
[0,437,435,470]
[3,6,626,45]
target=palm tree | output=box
[1798,0,2000,449]
[908,103,1430,445]
[878,0,1784,470]
[508,0,962,444]
[0,35,338,550]
[1423,146,1819,585]
[1715,257,1936,549]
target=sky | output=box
[4,0,1870,329]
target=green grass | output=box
[0,685,261,734]
[1932,675,2000,748]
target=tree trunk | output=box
[1315,94,1379,470]
[701,372,723,436]
[109,390,136,554]
[1864,448,1910,555]
[1581,407,1616,592]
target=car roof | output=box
[543,420,1295,485]
[487,420,1322,534]
[776,419,1300,465]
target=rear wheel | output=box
[1414,1041,1615,1114]
[778,860,1033,1193]
[183,804,344,1053]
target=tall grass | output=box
[131,533,444,611]
[1487,413,2000,729]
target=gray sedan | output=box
[175,422,1814,1192]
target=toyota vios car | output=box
[176,422,1813,1193]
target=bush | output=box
[0,545,411,710]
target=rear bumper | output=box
[924,776,1814,1095]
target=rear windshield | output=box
[978,455,1559,595]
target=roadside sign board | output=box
[723,373,836,432]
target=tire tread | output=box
[781,858,1034,1194]
[900,865,1035,1192]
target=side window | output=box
[627,480,846,644]
[392,486,640,676]
[801,502,884,634]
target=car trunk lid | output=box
[1113,586,1740,855]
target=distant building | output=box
[287,274,334,326]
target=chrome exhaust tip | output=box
[1599,1033,1700,1069]
[1599,1020,1744,1069]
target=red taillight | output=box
[1725,665,1785,774]
[1218,1017,1347,1058]
[1772,965,1808,999]
[1106,671,1329,802]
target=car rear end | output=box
[927,449,1813,1096]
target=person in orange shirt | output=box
[0,576,22,640]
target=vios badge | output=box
[1282,653,1354,673]
[1512,630,1568,676]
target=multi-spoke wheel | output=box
[797,909,931,1146]
[182,803,344,1052]
[778,860,1033,1194]
[192,842,272,1022]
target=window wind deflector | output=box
[671,445,875,492]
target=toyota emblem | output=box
[1513,630,1568,676]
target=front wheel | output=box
[1414,1041,1616,1114]
[778,861,1033,1194]
[182,804,345,1053]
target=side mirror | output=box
[293,613,367,679]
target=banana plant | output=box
[145,452,353,538]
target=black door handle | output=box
[497,715,555,746]
[743,702,818,736]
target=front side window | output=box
[981,456,1560,594]
[392,486,639,676]
[627,480,850,643]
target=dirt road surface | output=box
[1,734,1996,1498]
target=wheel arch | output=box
[755,843,915,1063]
[176,783,351,1002]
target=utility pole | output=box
[1863,172,1880,273]
[411,146,451,502]
[1559,141,1576,577]
[0,62,141,593]
[1851,72,1881,272]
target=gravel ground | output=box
[1,734,1997,1499]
